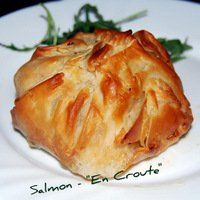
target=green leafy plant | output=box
[0,4,146,51]
[158,38,192,63]
[0,4,58,51]
[0,3,147,51]
[0,3,192,63]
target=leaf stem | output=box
[115,10,147,25]
[40,3,58,45]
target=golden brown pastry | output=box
[11,29,193,177]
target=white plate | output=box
[0,0,200,199]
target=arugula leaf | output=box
[40,3,58,45]
[158,38,192,62]
[56,4,147,42]
[0,3,192,63]
[115,10,147,25]
[0,3,146,51]
[56,4,122,42]
[0,3,57,51]
[0,43,38,52]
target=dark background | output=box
[0,0,60,17]
[0,0,199,17]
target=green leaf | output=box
[0,3,58,51]
[115,10,147,25]
[158,38,192,63]
[0,2,193,63]
[0,43,38,52]
[40,3,58,45]
[55,4,146,43]
[75,4,104,23]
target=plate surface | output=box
[0,0,200,199]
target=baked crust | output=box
[11,29,193,177]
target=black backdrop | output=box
[0,0,59,17]
[0,0,199,17]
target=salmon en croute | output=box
[11,29,193,177]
